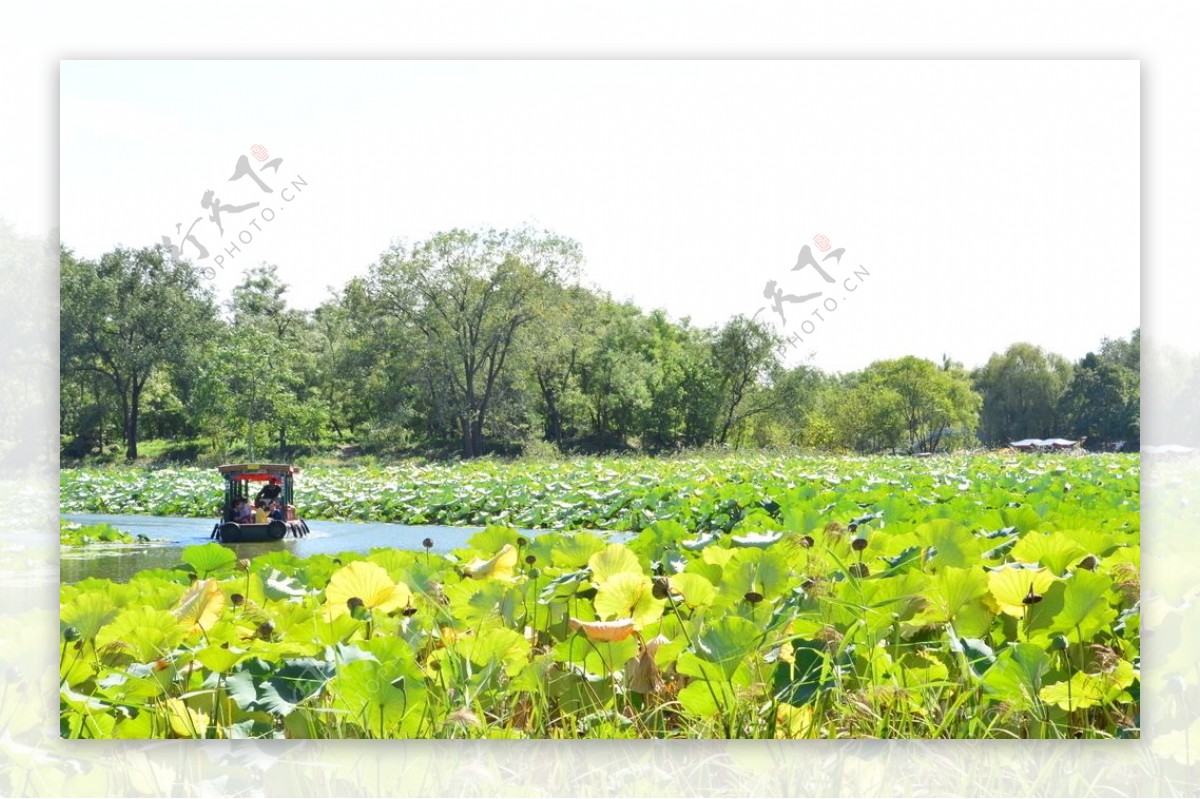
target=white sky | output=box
[59,60,1139,373]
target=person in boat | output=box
[256,477,283,505]
[231,497,253,524]
[268,499,285,521]
[253,500,270,524]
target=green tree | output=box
[751,365,825,447]
[1059,352,1138,448]
[972,343,1073,445]
[711,315,781,445]
[367,228,581,457]
[229,263,308,339]
[226,264,329,456]
[311,287,382,443]
[577,300,655,448]
[60,246,217,460]
[1099,328,1140,375]
[641,312,720,449]
[526,285,602,446]
[857,356,980,453]
[826,377,905,453]
[191,331,287,458]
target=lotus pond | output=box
[59,454,1139,739]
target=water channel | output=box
[60,513,540,583]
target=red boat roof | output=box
[217,463,301,479]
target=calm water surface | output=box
[61,513,538,584]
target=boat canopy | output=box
[217,463,301,482]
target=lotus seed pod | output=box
[347,597,365,612]
[743,591,764,604]
[1022,585,1043,605]
[852,537,868,552]
[799,535,815,549]
[528,567,541,579]
[1077,554,1098,571]
[525,554,537,565]
[849,562,870,578]
[1050,634,1070,651]
[230,593,245,607]
[422,538,434,549]
[62,626,81,642]
[848,523,858,533]
[652,577,670,600]
[402,606,418,617]
[517,537,529,548]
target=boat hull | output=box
[211,519,310,543]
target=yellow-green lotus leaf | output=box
[97,607,187,662]
[324,561,412,619]
[668,573,717,608]
[61,591,119,642]
[163,698,210,738]
[988,566,1057,618]
[463,543,519,581]
[1010,532,1086,576]
[701,546,736,568]
[911,566,988,629]
[594,572,665,628]
[195,644,244,674]
[173,579,226,634]
[587,543,642,584]
[1039,659,1136,710]
[458,626,530,676]
[775,703,815,739]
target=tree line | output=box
[59,228,1140,462]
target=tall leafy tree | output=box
[225,264,327,456]
[640,312,716,449]
[526,284,602,446]
[858,356,980,453]
[312,288,379,442]
[1059,352,1138,448]
[366,228,581,457]
[826,376,905,453]
[60,246,217,460]
[750,364,826,447]
[711,314,781,445]
[577,300,655,448]
[1099,328,1140,375]
[972,343,1073,444]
